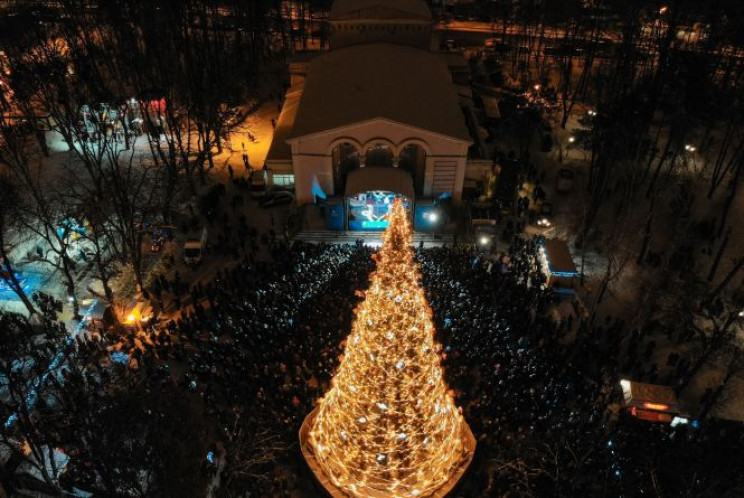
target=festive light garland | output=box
[307,199,473,497]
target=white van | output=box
[183,227,208,265]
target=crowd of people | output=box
[146,240,372,494]
[83,175,743,496]
[119,222,740,496]
[418,239,615,494]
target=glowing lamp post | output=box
[426,210,442,240]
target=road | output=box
[435,19,741,61]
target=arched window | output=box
[398,144,427,195]
[332,143,360,192]
[366,144,394,167]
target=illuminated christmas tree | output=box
[300,199,475,498]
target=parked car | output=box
[472,218,498,247]
[184,227,208,265]
[536,202,553,227]
[248,170,267,198]
[259,191,294,208]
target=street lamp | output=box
[479,235,490,246]
[426,210,441,240]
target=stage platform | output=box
[294,230,453,247]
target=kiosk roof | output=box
[544,239,578,275]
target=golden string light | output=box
[302,199,475,498]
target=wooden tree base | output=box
[299,407,477,498]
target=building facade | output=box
[266,0,472,230]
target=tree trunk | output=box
[707,227,731,282]
[0,267,37,316]
[697,352,741,422]
[637,193,656,265]
[0,230,37,315]
[61,258,81,320]
[645,136,672,198]
[709,256,744,301]
[715,159,742,238]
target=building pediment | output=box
[286,117,471,148]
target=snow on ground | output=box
[491,93,744,422]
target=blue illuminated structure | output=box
[550,269,581,278]
[4,299,99,428]
[538,239,580,284]
[110,351,130,365]
[348,191,408,231]
[359,220,390,230]
[326,198,345,231]
[311,177,327,200]
[413,200,438,231]
[0,271,46,301]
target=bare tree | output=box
[218,407,291,496]
[0,311,69,490]
[0,173,37,315]
[697,343,744,422]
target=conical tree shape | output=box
[307,199,474,498]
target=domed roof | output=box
[329,0,432,21]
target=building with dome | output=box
[266,0,474,231]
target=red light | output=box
[643,402,669,411]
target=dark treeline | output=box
[457,0,744,328]
[0,0,295,312]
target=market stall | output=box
[620,379,691,426]
[539,238,580,286]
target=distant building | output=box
[0,0,62,12]
[266,0,473,230]
[328,0,433,50]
